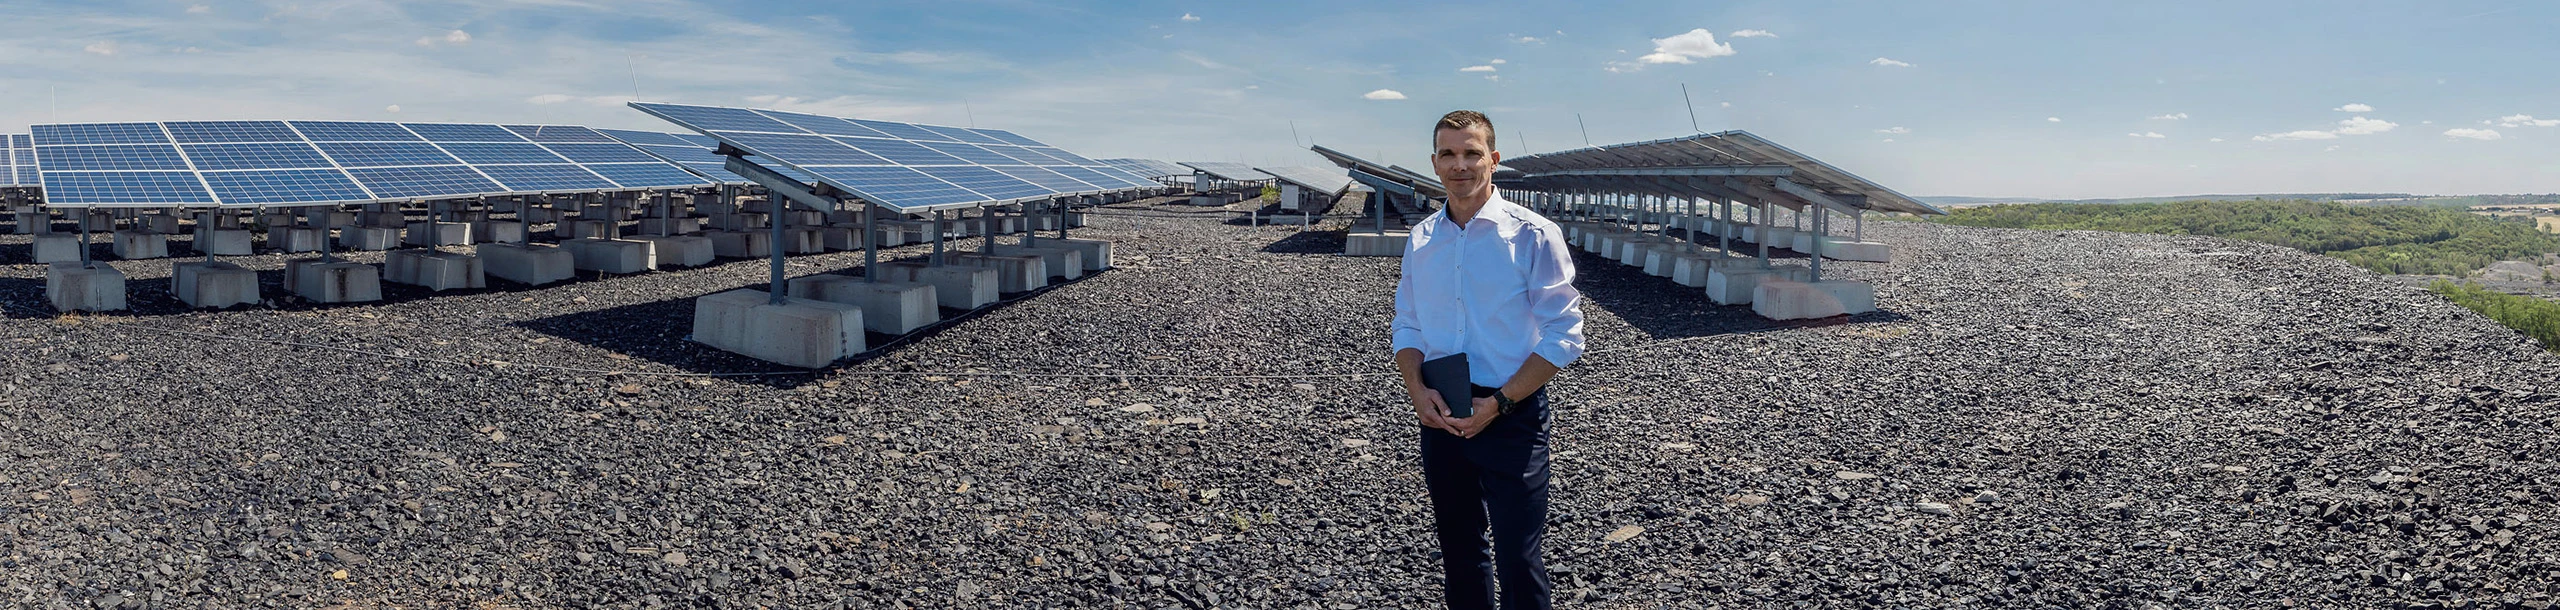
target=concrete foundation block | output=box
[563,238,656,274]
[949,253,1048,293]
[1670,254,1757,287]
[405,222,472,246]
[787,275,941,335]
[478,243,576,286]
[1822,240,1891,262]
[1752,279,1878,320]
[340,227,400,251]
[171,260,259,309]
[1344,232,1407,257]
[46,263,127,312]
[558,219,614,240]
[691,289,865,369]
[138,214,181,234]
[869,225,911,247]
[992,245,1084,280]
[289,260,383,304]
[267,226,327,253]
[705,230,770,258]
[713,213,768,232]
[1706,265,1814,306]
[195,211,245,231]
[1052,238,1114,271]
[880,262,1000,310]
[628,235,714,268]
[474,220,527,245]
[33,234,85,263]
[819,227,863,251]
[384,250,486,291]
[782,228,825,254]
[637,217,701,235]
[519,207,557,224]
[195,229,254,256]
[880,220,929,244]
[1617,237,1663,266]
[112,231,169,260]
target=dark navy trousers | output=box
[1419,386,1552,610]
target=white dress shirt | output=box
[1391,191,1587,388]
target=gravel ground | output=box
[2,202,2558,609]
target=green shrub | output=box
[2429,280,2560,351]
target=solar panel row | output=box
[1177,162,1276,183]
[628,102,1159,213]
[1098,158,1190,180]
[29,121,714,207]
[1,134,35,187]
[1254,165,1356,196]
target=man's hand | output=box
[1408,385,1453,433]
[1447,396,1502,438]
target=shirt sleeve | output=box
[1524,224,1586,368]
[1389,237,1425,357]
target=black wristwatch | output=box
[1493,390,1521,416]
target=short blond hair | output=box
[1434,110,1495,150]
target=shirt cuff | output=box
[1533,336,1584,369]
[1390,330,1425,357]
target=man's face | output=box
[1432,125,1500,197]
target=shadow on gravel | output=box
[0,253,674,320]
[1261,229,1347,255]
[509,254,1115,389]
[1569,245,1906,342]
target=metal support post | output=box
[1810,205,1826,281]
[931,209,946,265]
[982,206,997,254]
[769,194,788,303]
[862,204,879,284]
[77,208,92,268]
[1756,201,1770,264]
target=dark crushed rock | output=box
[0,206,2555,608]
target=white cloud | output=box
[2129,131,2165,139]
[2208,137,2225,142]
[1485,75,1499,82]
[84,40,118,55]
[2333,116,2396,135]
[1459,65,1496,73]
[2252,130,2339,141]
[1489,59,1506,65]
[2443,128,2502,140]
[1638,29,1736,64]
[1362,89,1406,100]
[2149,112,2189,120]
[186,4,210,14]
[2334,103,2373,112]
[384,104,400,113]
[1875,126,1909,134]
[2046,117,2061,122]
[1731,29,1777,38]
[1881,138,1895,143]
[445,30,471,44]
[2497,114,2560,128]
[1509,34,1544,44]
[1870,57,1913,68]
[2324,145,2340,152]
[1719,101,1731,108]
[1179,13,1200,22]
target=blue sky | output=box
[3,0,2555,199]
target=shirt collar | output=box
[1442,190,1525,231]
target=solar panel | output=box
[630,102,1152,212]
[2,134,33,187]
[31,120,708,206]
[1253,165,1355,195]
[1178,162,1274,183]
[1098,158,1186,179]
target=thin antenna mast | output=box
[1575,113,1592,147]
[627,54,642,101]
[1289,120,1302,148]
[1681,83,1701,133]
[963,99,976,128]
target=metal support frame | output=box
[931,209,946,265]
[862,203,879,284]
[982,205,997,254]
[724,155,839,305]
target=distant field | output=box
[1928,199,2560,276]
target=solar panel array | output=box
[29,121,712,208]
[1177,162,1276,183]
[1254,165,1355,196]
[1099,158,1189,180]
[628,102,1159,213]
[595,128,830,187]
[2,134,33,187]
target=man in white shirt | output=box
[1391,110,1586,610]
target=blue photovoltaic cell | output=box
[1029,146,1098,166]
[634,103,802,133]
[33,123,168,146]
[1084,166,1154,188]
[584,163,711,189]
[595,129,695,147]
[802,166,986,208]
[180,143,335,171]
[9,134,29,148]
[314,142,461,167]
[200,169,373,204]
[635,144,725,164]
[15,150,36,165]
[917,125,1009,146]
[848,120,953,142]
[475,164,615,191]
[753,110,894,138]
[345,165,504,199]
[830,137,964,166]
[992,166,1098,193]
[40,171,216,204]
[718,132,889,166]
[164,121,302,144]
[405,123,526,143]
[540,143,658,164]
[760,160,821,184]
[290,121,424,142]
[15,168,36,186]
[985,145,1067,166]
[503,125,617,143]
[1050,166,1135,190]
[915,141,1023,166]
[916,166,1054,200]
[37,145,194,171]
[970,128,1045,147]
[674,134,721,147]
[438,142,570,165]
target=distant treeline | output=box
[2431,280,2560,351]
[1928,200,2560,276]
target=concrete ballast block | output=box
[384,250,486,291]
[691,289,864,369]
[33,234,85,263]
[290,260,383,304]
[1053,238,1114,271]
[196,229,254,256]
[948,253,1047,293]
[478,243,576,286]
[171,261,259,309]
[628,235,714,268]
[405,222,472,246]
[563,238,656,274]
[112,231,169,260]
[881,262,1000,310]
[45,263,128,312]
[991,245,1084,280]
[1751,279,1878,320]
[787,276,941,335]
[340,227,400,251]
